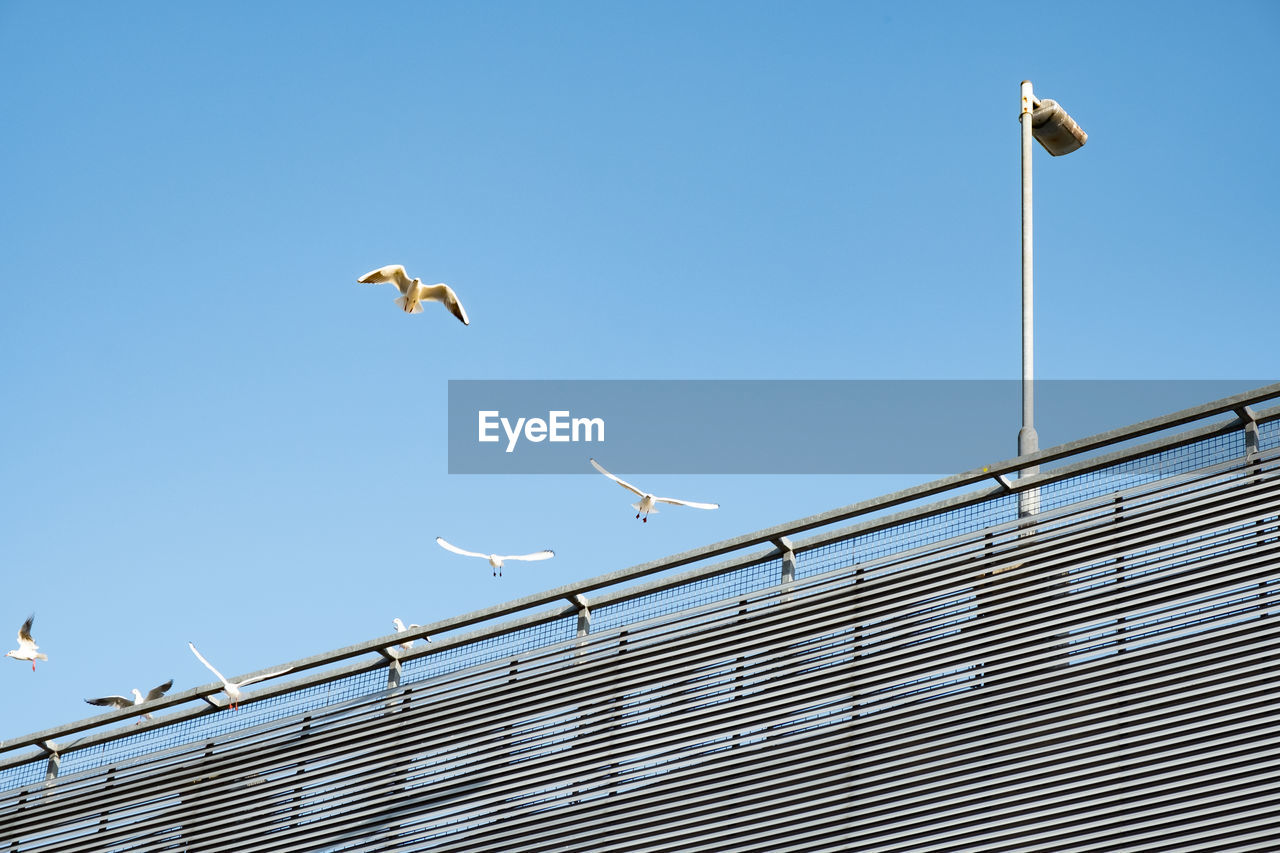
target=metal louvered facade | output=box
[2,387,1279,852]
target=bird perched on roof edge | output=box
[86,679,175,724]
[392,617,432,651]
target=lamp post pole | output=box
[1020,80,1038,464]
[1017,80,1087,517]
[1019,81,1040,517]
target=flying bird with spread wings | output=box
[188,642,293,711]
[435,537,554,577]
[5,615,47,671]
[357,264,470,325]
[590,458,719,522]
[86,679,175,724]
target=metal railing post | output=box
[774,536,796,604]
[568,594,591,658]
[39,741,60,785]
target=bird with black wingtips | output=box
[5,615,48,671]
[358,264,470,324]
[590,458,719,522]
[435,537,554,577]
[86,679,175,724]
[188,642,292,711]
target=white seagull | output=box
[188,642,293,711]
[357,264,470,325]
[392,617,432,651]
[435,537,554,577]
[5,615,47,671]
[590,458,719,522]
[85,679,174,724]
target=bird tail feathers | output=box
[35,653,48,661]
[631,502,658,514]
[394,296,424,314]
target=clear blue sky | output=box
[1,2,1276,739]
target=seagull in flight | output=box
[435,537,554,577]
[188,642,293,711]
[85,679,174,724]
[357,264,470,324]
[392,617,432,651]
[5,615,47,671]
[590,458,719,522]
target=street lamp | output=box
[1019,80,1087,516]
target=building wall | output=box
[2,424,1277,851]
